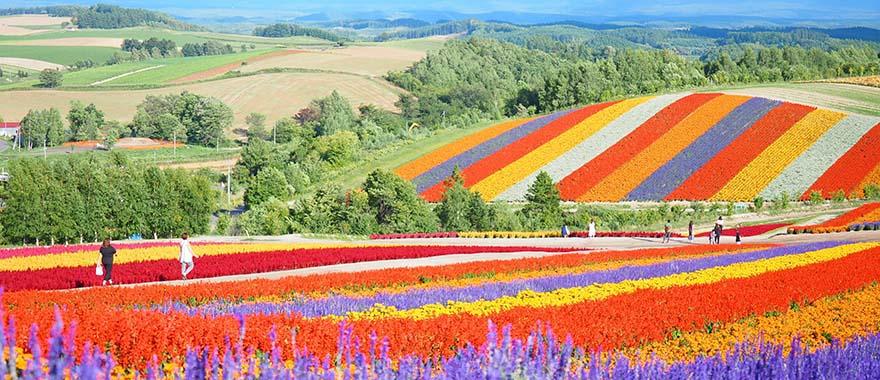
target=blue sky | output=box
[7,0,880,22]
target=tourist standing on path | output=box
[179,232,197,280]
[588,219,596,238]
[688,220,694,242]
[98,238,116,286]
[561,224,569,238]
[709,229,715,245]
[735,224,742,245]
[663,220,672,243]
[715,216,724,244]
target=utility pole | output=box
[226,159,231,207]
[173,130,176,162]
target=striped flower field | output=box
[398,93,880,202]
[4,240,880,378]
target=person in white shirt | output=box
[588,219,596,238]
[179,232,197,280]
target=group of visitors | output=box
[666,216,741,245]
[561,219,596,238]
[97,232,198,286]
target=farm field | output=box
[238,45,429,76]
[0,14,70,35]
[3,231,880,378]
[717,82,880,116]
[399,92,880,202]
[0,45,118,66]
[0,72,401,125]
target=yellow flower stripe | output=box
[712,109,847,201]
[0,243,399,272]
[856,162,880,198]
[470,97,652,200]
[628,282,880,363]
[394,117,536,181]
[337,242,879,322]
[578,94,750,202]
[854,208,880,223]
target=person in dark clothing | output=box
[99,238,117,286]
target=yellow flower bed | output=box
[712,109,846,201]
[338,242,878,321]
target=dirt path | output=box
[90,65,165,86]
[169,49,306,84]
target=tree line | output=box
[0,154,216,244]
[18,91,232,149]
[71,4,205,31]
[253,23,346,42]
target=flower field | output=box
[5,239,880,378]
[789,202,880,233]
[397,92,880,202]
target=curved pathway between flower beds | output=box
[92,230,880,289]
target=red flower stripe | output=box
[815,203,880,228]
[800,122,880,200]
[0,246,579,292]
[577,94,750,202]
[667,102,815,200]
[420,101,618,202]
[394,117,534,181]
[557,93,719,200]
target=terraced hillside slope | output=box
[399,92,880,202]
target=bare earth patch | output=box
[0,57,65,70]
[239,45,427,76]
[0,15,71,26]
[160,158,239,171]
[0,25,48,36]
[2,37,124,48]
[169,49,306,83]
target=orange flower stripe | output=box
[558,93,720,200]
[856,161,880,198]
[578,94,750,202]
[667,102,814,200]
[801,122,880,199]
[419,101,618,201]
[394,117,534,181]
[711,108,846,201]
[628,282,880,363]
[470,97,651,200]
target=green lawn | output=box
[61,61,158,86]
[0,144,239,167]
[104,48,275,85]
[0,64,37,86]
[0,45,118,66]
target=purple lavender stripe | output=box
[166,241,846,319]
[412,109,573,193]
[626,97,781,201]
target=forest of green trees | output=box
[0,4,204,31]
[0,155,216,244]
[388,37,880,129]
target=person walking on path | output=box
[715,216,724,244]
[735,224,742,245]
[588,219,596,238]
[663,220,672,243]
[688,220,694,242]
[179,232,197,280]
[709,229,715,245]
[98,238,116,286]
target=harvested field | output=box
[0,72,401,124]
[812,75,880,88]
[2,37,124,48]
[239,45,427,76]
[0,15,71,26]
[720,83,880,116]
[160,158,239,171]
[169,49,305,83]
[0,25,46,36]
[0,57,64,70]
